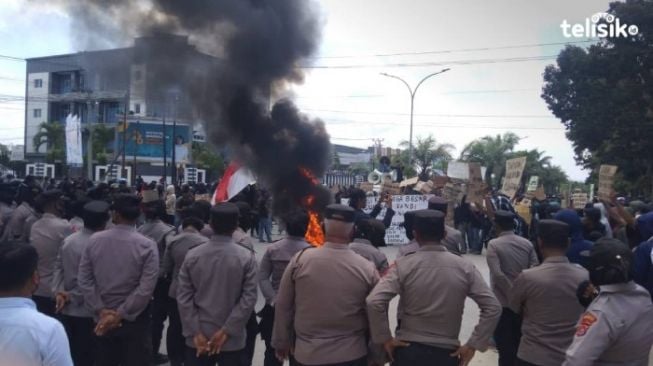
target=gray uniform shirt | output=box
[163,229,209,299]
[52,228,95,317]
[509,256,588,366]
[233,227,255,251]
[349,239,389,273]
[486,231,539,307]
[30,213,73,298]
[258,236,310,304]
[564,282,653,366]
[78,224,159,321]
[1,202,35,242]
[272,242,380,365]
[397,239,419,258]
[176,235,258,351]
[138,219,176,274]
[443,225,464,255]
[367,244,501,351]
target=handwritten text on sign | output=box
[598,165,618,200]
[501,156,527,199]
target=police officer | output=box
[176,203,258,366]
[273,204,379,366]
[2,183,41,243]
[258,209,311,366]
[29,190,73,316]
[350,219,389,273]
[428,196,464,255]
[564,238,653,365]
[52,200,110,366]
[163,216,209,366]
[486,210,538,366]
[509,220,588,366]
[367,210,501,366]
[396,210,417,258]
[78,193,159,366]
[137,191,177,365]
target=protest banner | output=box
[571,192,588,209]
[527,176,539,192]
[467,163,485,205]
[447,161,469,180]
[598,165,618,200]
[501,156,527,199]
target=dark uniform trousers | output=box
[392,343,458,366]
[243,311,258,366]
[515,359,539,366]
[61,315,96,366]
[258,304,282,366]
[33,295,56,318]
[167,298,186,366]
[96,308,152,366]
[494,308,522,366]
[152,278,171,356]
[290,356,367,366]
[185,347,246,366]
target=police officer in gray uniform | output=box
[396,210,418,258]
[509,220,588,366]
[273,204,379,366]
[138,194,177,365]
[486,210,539,366]
[176,203,258,366]
[367,210,501,366]
[564,238,653,365]
[78,194,159,366]
[428,197,464,255]
[258,209,311,366]
[52,200,110,366]
[163,216,209,366]
[30,190,73,316]
[350,219,389,273]
[1,183,40,243]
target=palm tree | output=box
[400,135,454,180]
[91,124,115,165]
[33,121,65,163]
[459,132,520,187]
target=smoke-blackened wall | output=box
[47,0,332,214]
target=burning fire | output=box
[299,168,324,246]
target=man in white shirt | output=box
[0,243,73,366]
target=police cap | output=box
[428,196,448,213]
[325,204,355,223]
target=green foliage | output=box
[399,135,454,180]
[33,122,65,163]
[541,1,653,196]
[192,142,224,181]
[92,124,115,165]
[459,132,520,187]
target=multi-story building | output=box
[24,34,216,183]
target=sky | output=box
[0,0,618,181]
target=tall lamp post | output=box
[380,68,450,163]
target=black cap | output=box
[210,202,239,219]
[537,219,570,248]
[414,209,445,232]
[428,196,448,213]
[111,193,141,210]
[83,200,110,215]
[325,204,355,223]
[494,210,515,224]
[589,238,632,285]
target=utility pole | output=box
[121,94,128,182]
[171,94,178,185]
[380,68,450,163]
[162,113,167,186]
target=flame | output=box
[299,168,324,246]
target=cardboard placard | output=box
[534,186,546,201]
[399,177,419,187]
[467,163,485,205]
[527,176,539,192]
[571,192,588,209]
[443,183,464,203]
[358,182,374,192]
[382,182,402,195]
[501,156,527,199]
[432,176,449,188]
[447,161,469,180]
[515,202,532,226]
[598,165,618,200]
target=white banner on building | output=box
[65,114,83,166]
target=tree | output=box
[399,135,454,181]
[92,124,115,165]
[191,142,224,181]
[510,149,568,194]
[542,1,653,197]
[33,121,65,163]
[459,132,520,187]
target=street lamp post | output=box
[380,68,450,163]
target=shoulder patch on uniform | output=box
[575,312,598,337]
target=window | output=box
[33,109,42,118]
[134,103,141,114]
[134,70,142,81]
[33,79,43,88]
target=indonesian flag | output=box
[212,162,257,204]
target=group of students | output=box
[1,175,653,366]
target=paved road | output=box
[160,236,499,365]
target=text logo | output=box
[561,12,639,38]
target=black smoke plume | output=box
[46,0,332,214]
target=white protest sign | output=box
[447,161,469,180]
[598,165,618,200]
[527,176,539,192]
[571,192,588,209]
[501,156,527,199]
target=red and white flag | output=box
[212,162,256,204]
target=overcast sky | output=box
[0,0,618,181]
